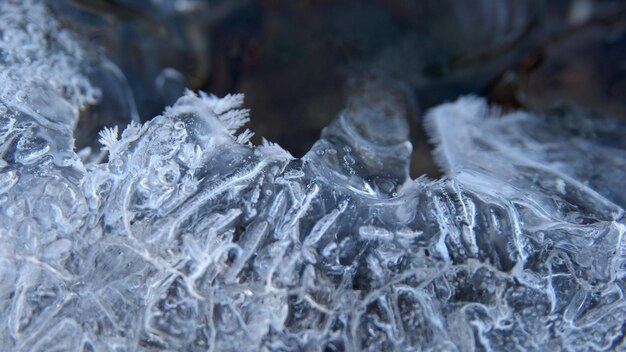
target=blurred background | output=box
[51,0,626,177]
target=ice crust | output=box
[1,1,626,351]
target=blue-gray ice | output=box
[0,1,625,351]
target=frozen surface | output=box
[1,1,626,351]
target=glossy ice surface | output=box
[0,1,625,351]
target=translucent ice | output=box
[1,2,626,352]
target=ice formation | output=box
[1,1,626,351]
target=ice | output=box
[1,1,626,351]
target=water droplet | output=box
[15,90,26,103]
[109,156,125,174]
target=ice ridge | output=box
[0,2,625,351]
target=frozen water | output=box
[1,1,626,351]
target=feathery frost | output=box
[0,2,625,352]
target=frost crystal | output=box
[1,2,626,352]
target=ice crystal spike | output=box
[1,2,626,351]
[304,75,414,198]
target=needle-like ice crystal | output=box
[1,1,625,351]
